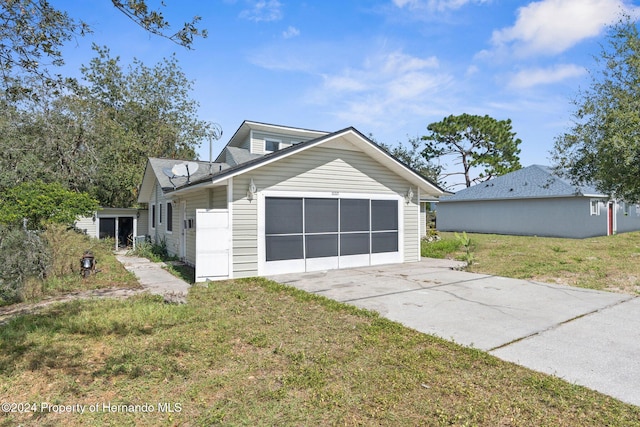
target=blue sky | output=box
[55,0,639,188]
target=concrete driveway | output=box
[269,259,640,407]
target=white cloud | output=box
[392,0,490,12]
[313,50,453,125]
[239,0,283,22]
[491,0,635,56]
[282,26,300,39]
[507,64,586,89]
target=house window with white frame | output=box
[590,199,600,216]
[151,204,156,228]
[264,139,280,153]
[159,203,163,225]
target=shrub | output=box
[0,181,99,229]
[0,226,50,305]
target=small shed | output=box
[76,207,149,249]
[437,165,640,238]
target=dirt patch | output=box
[0,287,145,325]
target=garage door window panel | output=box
[340,199,370,232]
[266,235,304,261]
[371,200,398,231]
[266,197,303,234]
[305,199,338,233]
[306,234,338,258]
[372,231,398,253]
[340,232,370,256]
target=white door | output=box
[195,209,230,281]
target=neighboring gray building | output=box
[437,165,640,238]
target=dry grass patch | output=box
[427,232,640,294]
[1,279,639,426]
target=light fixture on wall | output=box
[247,179,257,201]
[405,187,414,204]
[136,211,140,219]
[92,213,96,222]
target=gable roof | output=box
[138,122,447,203]
[216,120,329,160]
[440,165,606,202]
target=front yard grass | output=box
[2,278,639,426]
[422,231,640,294]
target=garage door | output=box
[264,196,400,274]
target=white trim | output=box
[261,190,401,200]
[165,202,173,234]
[258,190,404,276]
[227,178,234,279]
[150,203,156,230]
[417,187,421,260]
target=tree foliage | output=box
[422,113,522,188]
[0,46,215,207]
[552,17,640,202]
[378,136,443,185]
[0,181,99,229]
[0,0,206,99]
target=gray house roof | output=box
[223,146,263,166]
[147,158,231,191]
[440,165,606,202]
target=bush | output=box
[42,223,97,277]
[0,226,50,305]
[0,181,99,229]
[127,238,171,262]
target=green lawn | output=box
[1,278,639,426]
[423,231,640,294]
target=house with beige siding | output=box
[137,121,445,282]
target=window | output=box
[590,199,600,216]
[166,202,173,232]
[151,204,156,228]
[159,203,163,225]
[264,139,280,153]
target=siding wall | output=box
[615,202,640,233]
[75,216,97,237]
[437,197,613,238]
[149,183,181,256]
[150,185,230,265]
[184,191,209,264]
[75,208,148,239]
[231,145,419,277]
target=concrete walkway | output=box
[269,259,640,407]
[115,255,191,303]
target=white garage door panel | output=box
[196,209,230,281]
